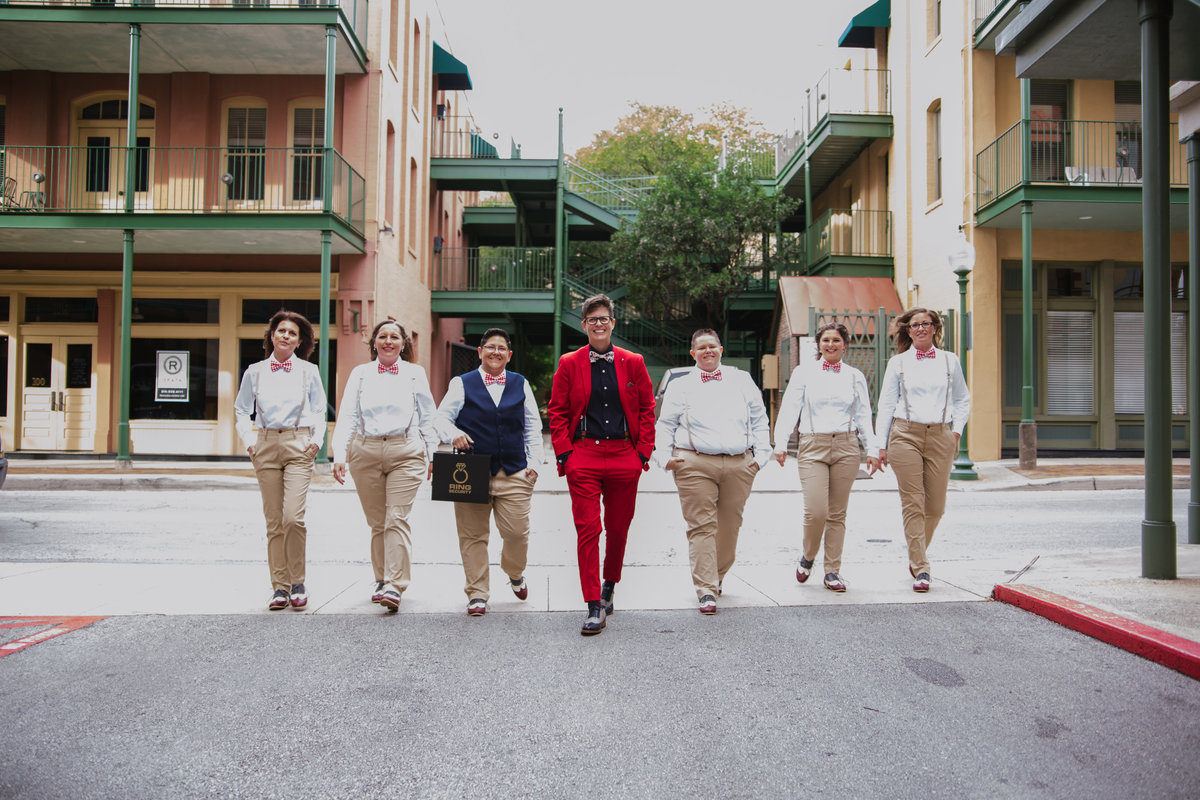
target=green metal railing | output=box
[562,272,691,360]
[976,120,1187,211]
[721,141,776,179]
[0,144,365,232]
[805,307,955,411]
[0,0,368,46]
[565,162,656,213]
[809,208,892,264]
[434,247,555,291]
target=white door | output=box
[20,337,98,451]
[75,127,153,211]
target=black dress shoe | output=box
[600,580,616,616]
[580,601,606,636]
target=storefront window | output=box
[24,297,98,323]
[0,296,9,322]
[240,299,335,326]
[0,336,7,417]
[238,338,336,420]
[1113,266,1186,300]
[129,339,219,420]
[1047,267,1092,298]
[132,299,219,324]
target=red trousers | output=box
[564,438,644,602]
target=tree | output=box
[610,160,799,336]
[571,102,774,177]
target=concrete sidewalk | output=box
[3,454,1199,679]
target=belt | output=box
[575,432,629,441]
[676,447,749,457]
[358,433,409,441]
[260,427,302,433]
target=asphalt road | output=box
[2,605,1199,799]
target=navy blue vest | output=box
[456,370,529,475]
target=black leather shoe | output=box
[601,580,616,616]
[580,601,606,636]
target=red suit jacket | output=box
[548,345,656,476]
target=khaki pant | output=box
[886,420,957,576]
[251,428,314,591]
[671,449,759,598]
[453,468,536,601]
[347,434,426,594]
[795,431,861,574]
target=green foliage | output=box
[610,160,799,331]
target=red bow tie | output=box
[915,348,937,360]
[484,373,506,386]
[822,360,841,373]
[378,362,399,375]
[270,360,292,372]
[700,370,722,383]
[589,350,614,363]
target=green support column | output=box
[1188,134,1200,544]
[1018,78,1036,470]
[117,23,141,465]
[1140,0,1176,578]
[317,25,337,463]
[553,108,565,358]
[803,163,813,272]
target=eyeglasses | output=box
[481,345,509,353]
[907,322,936,330]
[584,316,612,326]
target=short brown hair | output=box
[812,322,851,358]
[263,309,315,359]
[369,317,413,362]
[581,294,614,319]
[691,328,721,348]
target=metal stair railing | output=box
[561,272,692,363]
[565,161,656,213]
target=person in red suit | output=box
[549,293,655,636]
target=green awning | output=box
[838,0,890,48]
[433,42,472,91]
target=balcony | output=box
[975,120,1189,230]
[0,0,368,75]
[431,247,556,315]
[973,0,1023,50]
[0,144,366,253]
[808,208,892,276]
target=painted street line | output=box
[0,616,107,659]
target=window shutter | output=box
[1046,310,1094,415]
[1113,312,1187,414]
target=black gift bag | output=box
[430,451,492,504]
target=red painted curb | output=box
[993,584,1200,681]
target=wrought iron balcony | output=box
[0,145,365,233]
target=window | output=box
[927,0,941,42]
[927,102,942,203]
[1047,266,1092,298]
[130,339,219,421]
[1045,310,1094,415]
[1114,81,1142,179]
[79,100,154,121]
[1113,265,1186,300]
[131,299,219,324]
[0,335,7,417]
[1114,312,1187,415]
[240,299,335,326]
[225,105,267,202]
[0,103,6,185]
[389,0,399,68]
[291,105,324,203]
[386,122,396,226]
[24,297,98,323]
[411,22,422,113]
[408,158,419,250]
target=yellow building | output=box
[0,0,476,457]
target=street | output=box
[1,486,1199,798]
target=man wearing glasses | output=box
[549,294,655,636]
[436,328,544,617]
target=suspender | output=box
[253,361,307,430]
[679,370,753,453]
[898,351,952,424]
[355,366,418,438]
[803,364,855,435]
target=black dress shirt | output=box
[581,349,628,439]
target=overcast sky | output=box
[431,1,857,159]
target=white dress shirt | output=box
[653,365,771,469]
[329,360,440,463]
[234,356,328,450]
[436,368,546,465]
[875,347,971,446]
[773,359,878,453]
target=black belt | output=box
[576,433,629,441]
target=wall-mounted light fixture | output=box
[436,103,446,121]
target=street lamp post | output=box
[949,227,977,481]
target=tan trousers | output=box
[347,434,426,594]
[251,428,314,591]
[795,431,861,574]
[671,449,759,598]
[453,468,536,601]
[887,420,957,576]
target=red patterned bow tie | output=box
[822,360,841,373]
[589,350,614,363]
[378,362,399,375]
[270,360,292,372]
[484,373,506,386]
[700,370,722,383]
[915,348,937,360]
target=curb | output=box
[993,583,1200,681]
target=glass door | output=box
[75,127,152,211]
[20,337,97,450]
